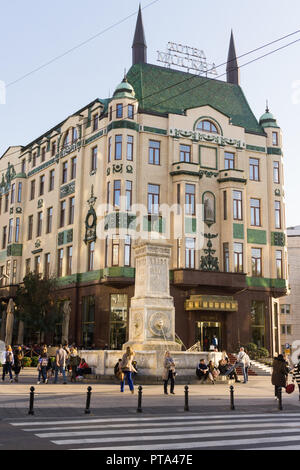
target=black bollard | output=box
[278,387,283,411]
[28,386,35,415]
[230,385,235,410]
[184,385,189,412]
[137,385,143,413]
[85,386,92,414]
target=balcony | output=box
[217,168,246,184]
[172,269,247,293]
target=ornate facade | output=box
[0,8,287,353]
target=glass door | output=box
[195,321,221,351]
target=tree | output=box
[15,272,61,342]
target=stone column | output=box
[124,241,181,351]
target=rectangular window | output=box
[127,135,133,161]
[275,201,281,229]
[81,295,95,348]
[109,293,127,350]
[21,159,26,174]
[49,169,55,191]
[109,107,112,121]
[124,235,131,266]
[25,259,31,276]
[41,147,46,162]
[112,238,119,266]
[128,104,134,119]
[57,248,63,277]
[32,152,37,168]
[108,137,112,162]
[5,194,9,212]
[249,158,260,181]
[280,304,290,315]
[60,200,66,227]
[39,175,45,196]
[88,241,95,271]
[125,181,132,211]
[223,242,229,272]
[8,219,13,244]
[105,236,109,267]
[44,253,50,279]
[149,140,160,165]
[17,182,22,203]
[68,197,75,225]
[177,239,182,268]
[250,198,261,226]
[185,184,195,215]
[185,237,195,269]
[107,181,110,210]
[15,217,20,243]
[223,191,227,220]
[51,141,57,157]
[66,246,73,276]
[46,207,53,234]
[233,191,243,220]
[273,161,280,183]
[12,260,17,284]
[115,135,122,160]
[224,152,235,169]
[91,147,97,171]
[2,226,7,249]
[272,132,278,146]
[37,211,43,237]
[62,161,68,184]
[113,180,121,208]
[148,184,160,214]
[28,215,33,240]
[234,242,243,273]
[35,256,41,275]
[11,183,15,204]
[6,260,10,281]
[251,248,262,277]
[180,144,191,163]
[30,180,35,201]
[276,250,283,279]
[251,301,266,347]
[71,157,77,180]
[116,103,123,119]
[92,113,98,131]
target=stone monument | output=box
[123,241,181,352]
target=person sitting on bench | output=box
[76,358,90,379]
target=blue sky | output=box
[1,0,300,226]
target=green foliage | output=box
[245,343,258,359]
[31,356,39,367]
[257,347,269,359]
[15,272,61,341]
[22,357,32,367]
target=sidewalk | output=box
[0,368,299,419]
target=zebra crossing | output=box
[9,412,300,450]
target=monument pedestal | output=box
[123,241,181,352]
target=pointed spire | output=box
[226,30,240,85]
[132,4,147,65]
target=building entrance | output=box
[195,321,221,351]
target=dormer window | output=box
[196,119,218,134]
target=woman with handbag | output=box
[120,347,136,394]
[271,354,289,400]
[163,351,176,395]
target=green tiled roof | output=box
[126,63,265,135]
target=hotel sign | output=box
[170,128,245,149]
[157,42,217,76]
[185,295,238,312]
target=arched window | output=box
[196,119,218,134]
[203,192,216,226]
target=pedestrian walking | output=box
[228,347,248,383]
[69,346,80,382]
[120,347,136,394]
[271,354,289,400]
[37,352,49,384]
[54,344,67,384]
[13,346,23,382]
[292,355,300,400]
[2,345,14,383]
[163,351,176,395]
